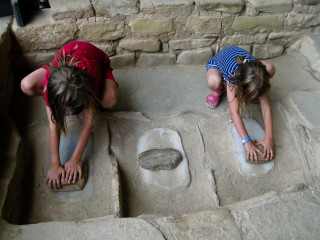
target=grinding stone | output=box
[53,164,88,192]
[138,148,182,171]
[246,145,273,164]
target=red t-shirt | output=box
[42,41,116,107]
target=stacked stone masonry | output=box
[11,0,320,69]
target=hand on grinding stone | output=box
[255,138,274,160]
[244,139,263,163]
[46,165,66,189]
[64,157,82,184]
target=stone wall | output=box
[11,0,320,69]
[0,17,14,114]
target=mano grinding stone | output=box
[246,145,272,164]
[53,164,88,192]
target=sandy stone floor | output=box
[10,52,320,223]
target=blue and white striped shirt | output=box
[206,46,255,84]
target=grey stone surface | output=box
[110,53,136,69]
[119,39,161,52]
[141,0,193,9]
[195,0,244,13]
[282,91,320,129]
[221,33,268,45]
[129,18,173,37]
[186,15,222,34]
[137,53,176,67]
[2,48,320,238]
[253,44,284,59]
[50,0,94,20]
[23,52,56,69]
[247,0,293,13]
[80,22,125,41]
[285,13,320,28]
[176,48,213,65]
[1,218,165,240]
[154,210,242,239]
[14,22,78,51]
[169,39,216,51]
[232,15,285,31]
[230,190,320,240]
[298,35,320,81]
[138,148,182,171]
[92,0,139,17]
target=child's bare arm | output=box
[21,68,47,96]
[227,84,262,162]
[257,95,274,160]
[64,108,94,183]
[46,107,65,189]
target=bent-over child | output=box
[21,41,118,189]
[206,46,275,162]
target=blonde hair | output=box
[229,56,271,110]
[46,48,97,135]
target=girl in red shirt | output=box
[21,41,118,189]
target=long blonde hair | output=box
[46,48,97,135]
[229,56,271,109]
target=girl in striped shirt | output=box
[206,46,276,163]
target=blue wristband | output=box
[242,136,251,144]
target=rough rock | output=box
[176,48,213,65]
[119,39,161,52]
[195,0,244,13]
[53,164,88,192]
[129,18,173,36]
[186,15,222,34]
[252,44,284,59]
[169,39,216,51]
[80,22,125,41]
[137,53,176,67]
[298,35,320,81]
[93,0,139,17]
[232,15,285,31]
[221,33,268,45]
[247,0,293,13]
[138,148,182,171]
[110,53,135,69]
[50,0,94,20]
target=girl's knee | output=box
[206,69,222,90]
[268,63,276,77]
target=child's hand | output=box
[255,138,274,160]
[46,165,65,189]
[64,156,82,184]
[244,140,263,163]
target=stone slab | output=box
[228,118,274,176]
[137,128,190,190]
[299,35,320,81]
[247,0,293,13]
[230,190,320,240]
[232,15,285,31]
[138,148,182,171]
[195,0,244,13]
[50,0,94,20]
[282,90,320,129]
[176,48,213,65]
[153,210,241,239]
[53,164,88,192]
[92,0,139,17]
[2,218,165,240]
